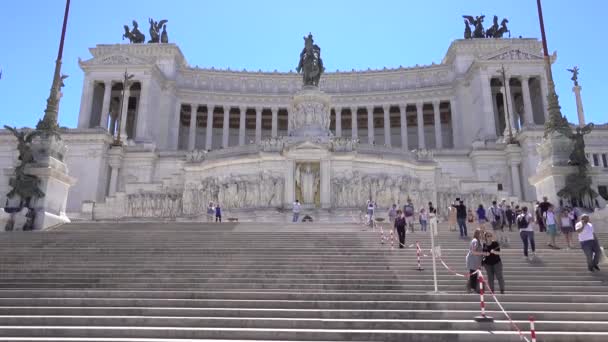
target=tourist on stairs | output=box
[452,200,468,238]
[388,204,397,224]
[447,202,457,232]
[419,208,428,232]
[292,200,301,222]
[505,205,515,232]
[215,204,222,222]
[428,202,438,236]
[394,210,406,248]
[466,229,486,293]
[575,214,602,272]
[559,207,575,249]
[483,231,505,294]
[490,201,505,244]
[403,199,415,233]
[544,205,559,248]
[517,206,536,260]
[476,204,487,230]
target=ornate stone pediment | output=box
[79,53,150,67]
[290,140,329,151]
[486,49,544,61]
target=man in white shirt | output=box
[575,214,601,272]
[292,200,301,223]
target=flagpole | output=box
[535,0,568,136]
[36,0,71,134]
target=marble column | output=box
[284,160,295,207]
[119,86,131,141]
[335,107,342,137]
[205,104,214,150]
[521,76,534,126]
[255,107,262,143]
[320,159,331,209]
[367,106,374,144]
[271,107,278,137]
[503,77,516,134]
[399,104,408,150]
[108,167,119,196]
[135,79,151,141]
[416,101,425,149]
[239,106,246,146]
[222,105,230,148]
[482,74,497,139]
[173,101,182,150]
[433,100,442,149]
[383,105,391,147]
[77,79,94,128]
[539,75,549,122]
[510,163,522,199]
[351,107,358,139]
[188,104,196,150]
[99,81,113,130]
[449,98,458,148]
[573,85,586,127]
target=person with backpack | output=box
[505,205,515,232]
[476,204,487,230]
[466,229,487,293]
[517,206,536,260]
[403,199,415,233]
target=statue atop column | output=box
[567,66,580,86]
[296,33,325,87]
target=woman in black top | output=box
[483,231,505,294]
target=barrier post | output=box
[429,222,439,292]
[416,241,424,271]
[474,272,494,322]
[380,224,385,244]
[529,316,537,342]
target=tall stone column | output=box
[367,106,374,144]
[107,146,124,196]
[351,107,358,139]
[320,159,331,209]
[503,76,516,135]
[173,101,182,150]
[284,160,295,207]
[255,107,262,144]
[433,100,442,149]
[99,81,113,130]
[573,85,586,127]
[383,105,391,147]
[205,104,214,150]
[135,79,151,141]
[119,86,131,141]
[271,107,278,137]
[416,101,425,149]
[449,98,459,148]
[335,107,342,137]
[521,76,534,126]
[506,144,523,199]
[482,74,497,140]
[77,79,94,128]
[188,104,196,150]
[222,105,230,148]
[539,75,549,122]
[239,106,246,146]
[399,104,408,150]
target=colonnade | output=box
[177,100,455,151]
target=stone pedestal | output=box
[529,133,574,205]
[289,86,332,140]
[29,136,76,230]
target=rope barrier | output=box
[416,241,423,271]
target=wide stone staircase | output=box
[0,220,607,341]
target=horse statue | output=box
[122,20,145,43]
[494,18,510,38]
[296,33,325,87]
[485,15,499,37]
[148,18,168,43]
[462,15,485,38]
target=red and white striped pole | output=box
[416,241,423,271]
[380,224,385,244]
[529,316,537,342]
[390,229,395,250]
[474,271,494,322]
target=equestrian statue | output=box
[296,33,325,87]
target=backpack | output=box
[517,214,528,229]
[404,205,414,216]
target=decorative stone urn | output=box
[289,86,332,139]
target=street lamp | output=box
[497,65,516,144]
[113,69,135,146]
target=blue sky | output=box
[0,0,605,128]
